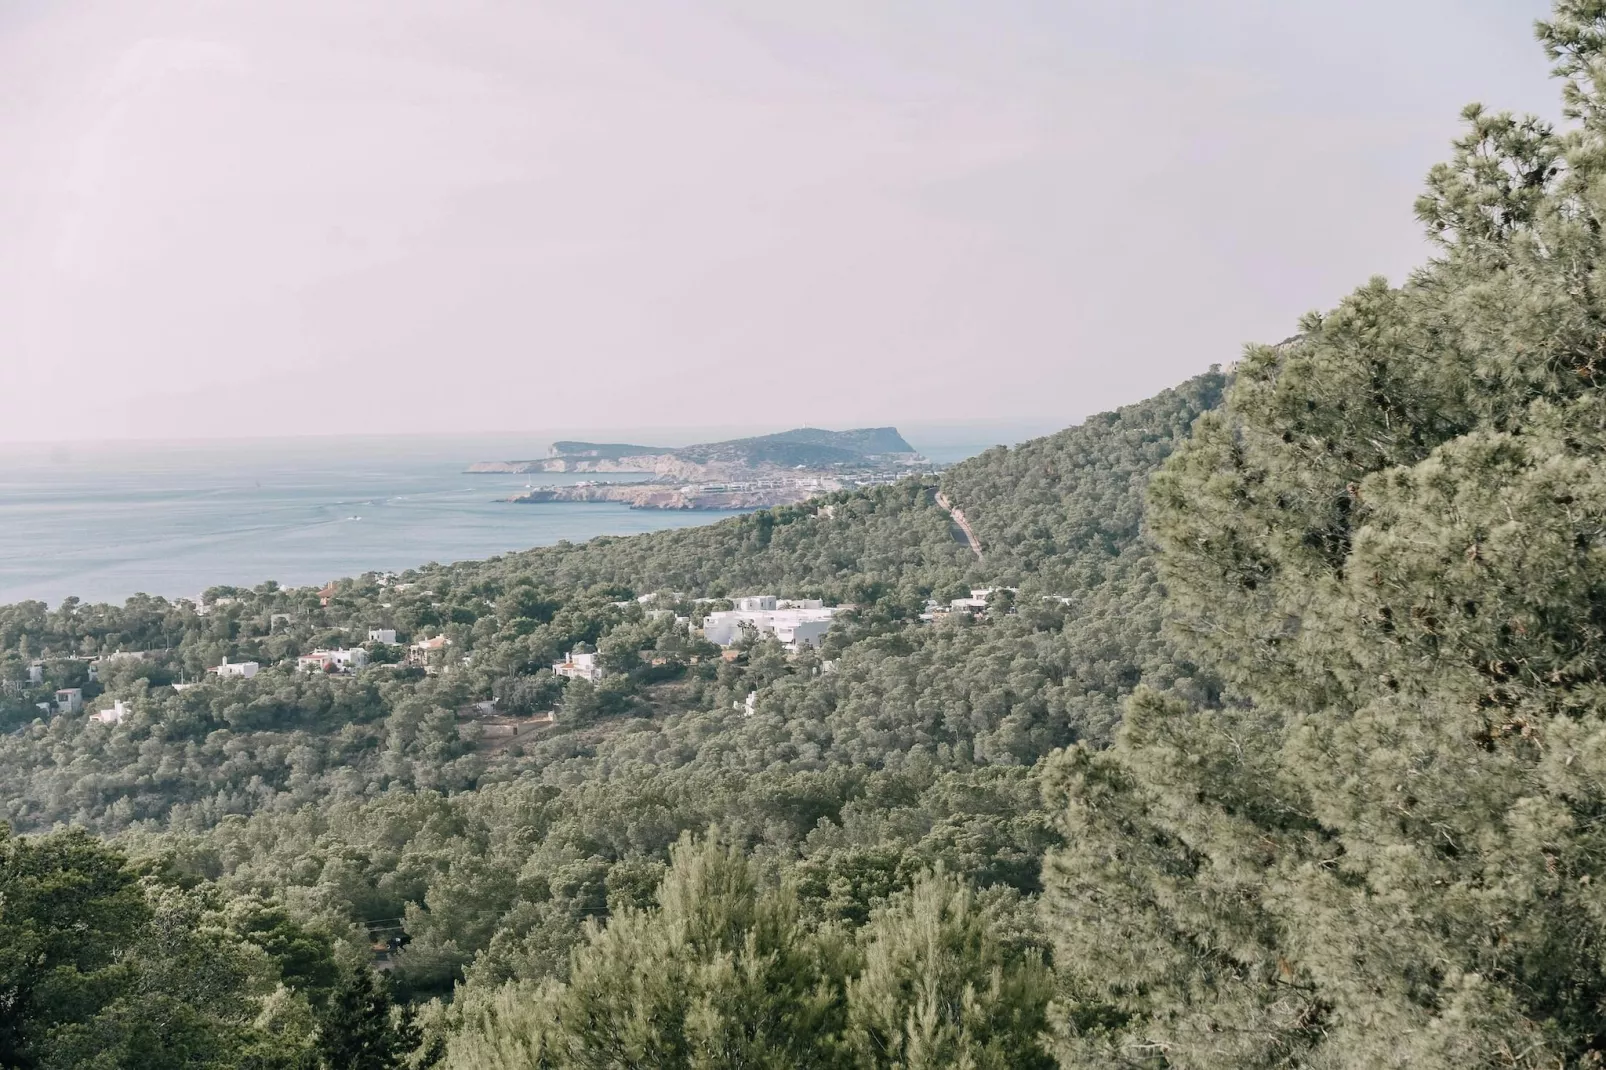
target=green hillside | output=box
[0,371,1224,835]
[13,5,1606,1065]
[0,371,1222,1066]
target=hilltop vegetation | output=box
[473,426,922,477]
[674,426,919,467]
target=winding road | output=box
[935,491,983,560]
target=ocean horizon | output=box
[0,428,1021,607]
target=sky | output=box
[0,0,1563,444]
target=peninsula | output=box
[473,427,930,510]
[470,427,921,479]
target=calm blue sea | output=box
[0,432,1007,607]
[0,436,730,607]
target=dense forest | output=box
[11,4,1606,1066]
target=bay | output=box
[0,429,1014,607]
[0,435,731,607]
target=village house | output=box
[55,688,83,714]
[296,648,369,674]
[211,658,259,679]
[367,628,397,645]
[949,588,995,613]
[700,596,840,652]
[408,634,451,670]
[86,650,148,682]
[920,588,1019,622]
[552,649,603,683]
[93,700,129,725]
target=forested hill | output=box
[0,370,1224,1064]
[0,372,1229,834]
[19,8,1606,1063]
[440,369,1225,602]
[486,425,922,475]
[944,372,1226,589]
[674,425,919,466]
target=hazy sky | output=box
[0,0,1561,443]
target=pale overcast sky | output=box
[0,1,1560,443]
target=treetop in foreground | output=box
[1042,5,1606,1065]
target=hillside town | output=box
[480,426,936,510]
[1,581,1030,725]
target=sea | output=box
[0,431,1013,608]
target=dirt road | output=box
[935,491,983,560]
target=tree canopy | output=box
[1041,5,1606,1064]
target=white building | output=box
[949,588,995,613]
[26,663,42,686]
[55,688,83,714]
[700,599,839,652]
[211,658,260,679]
[553,649,603,683]
[367,628,397,645]
[949,587,1014,613]
[410,635,450,658]
[93,700,129,725]
[297,648,369,674]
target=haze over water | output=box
[0,430,1002,607]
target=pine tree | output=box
[318,965,419,1070]
[1040,4,1606,1066]
[846,870,1053,1070]
[444,832,853,1069]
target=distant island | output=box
[469,427,921,478]
[471,427,930,510]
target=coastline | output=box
[506,480,826,511]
